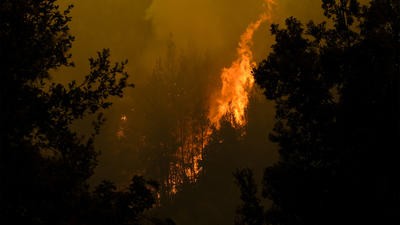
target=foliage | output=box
[234,168,264,225]
[235,0,399,224]
[87,176,159,225]
[0,1,163,225]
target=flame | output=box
[121,114,128,122]
[112,0,276,197]
[209,0,275,129]
[166,0,276,195]
[167,121,211,193]
[116,114,128,139]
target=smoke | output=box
[55,0,324,82]
[54,0,325,224]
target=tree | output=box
[88,176,159,225]
[0,1,165,225]
[234,168,264,225]
[239,0,399,224]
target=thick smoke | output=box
[55,0,324,224]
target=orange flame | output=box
[168,0,275,194]
[167,1,276,195]
[209,0,275,129]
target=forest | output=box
[1,0,399,225]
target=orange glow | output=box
[121,114,128,122]
[208,0,275,129]
[116,114,128,139]
[167,0,276,195]
[167,121,211,194]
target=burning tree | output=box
[133,40,212,197]
[236,0,400,225]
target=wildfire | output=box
[116,1,276,196]
[208,0,275,129]
[167,0,276,194]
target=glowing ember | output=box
[116,114,128,139]
[116,129,125,139]
[121,114,128,121]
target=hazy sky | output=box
[57,0,327,190]
[55,1,326,224]
[56,0,324,83]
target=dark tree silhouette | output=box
[87,176,159,225]
[235,1,399,225]
[234,168,264,225]
[0,1,164,225]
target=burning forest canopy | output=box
[3,0,398,225]
[52,0,324,224]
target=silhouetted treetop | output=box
[242,0,400,224]
[0,1,155,225]
[234,168,264,225]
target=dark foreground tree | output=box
[236,0,399,225]
[234,169,264,225]
[0,1,163,225]
[87,176,159,225]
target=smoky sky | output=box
[55,0,324,83]
[55,1,326,224]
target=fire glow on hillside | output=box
[166,0,276,194]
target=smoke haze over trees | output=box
[2,0,398,225]
[0,1,169,224]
